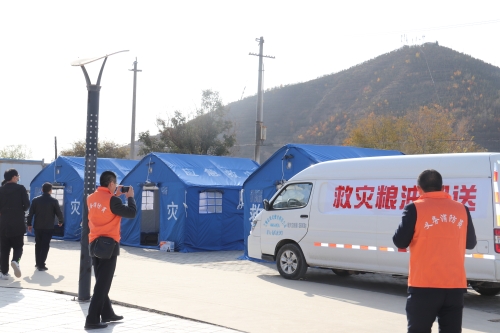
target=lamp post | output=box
[71,50,128,301]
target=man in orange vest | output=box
[393,169,477,333]
[84,171,136,330]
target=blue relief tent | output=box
[241,144,404,257]
[29,156,138,241]
[119,152,259,252]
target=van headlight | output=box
[250,219,258,233]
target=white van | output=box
[247,153,500,296]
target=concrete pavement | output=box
[0,287,239,332]
[1,236,499,332]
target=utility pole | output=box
[54,136,57,160]
[129,58,142,159]
[249,37,274,164]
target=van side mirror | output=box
[263,199,270,211]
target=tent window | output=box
[199,191,223,214]
[250,190,263,203]
[51,188,64,206]
[51,187,65,236]
[142,190,155,210]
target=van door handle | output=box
[300,215,308,218]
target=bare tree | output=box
[0,145,32,159]
[60,140,129,159]
[139,90,236,156]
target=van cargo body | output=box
[247,153,500,296]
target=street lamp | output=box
[71,50,128,301]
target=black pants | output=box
[86,255,118,324]
[34,228,54,268]
[0,234,24,274]
[406,288,465,333]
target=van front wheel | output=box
[277,244,308,280]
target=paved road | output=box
[0,237,499,332]
[115,239,500,318]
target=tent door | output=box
[140,186,160,246]
[197,190,224,248]
[51,186,65,237]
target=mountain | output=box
[226,43,500,161]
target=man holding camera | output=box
[84,171,136,330]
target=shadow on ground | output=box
[23,269,64,287]
[258,267,500,326]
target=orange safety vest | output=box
[409,191,468,288]
[87,187,121,244]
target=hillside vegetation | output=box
[227,43,500,160]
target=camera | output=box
[121,186,130,193]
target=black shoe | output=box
[37,266,48,271]
[101,314,123,322]
[84,322,108,330]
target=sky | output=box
[1,0,499,163]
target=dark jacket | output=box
[0,182,30,237]
[27,193,64,230]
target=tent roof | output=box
[281,143,403,161]
[31,156,138,186]
[244,143,404,184]
[145,153,259,187]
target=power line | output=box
[345,19,500,37]
[240,86,246,100]
[414,19,500,32]
[419,47,441,105]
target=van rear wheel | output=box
[471,286,500,296]
[277,244,308,280]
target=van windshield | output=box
[272,183,312,209]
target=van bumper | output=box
[247,235,262,260]
[496,259,500,281]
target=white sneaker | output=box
[0,272,10,280]
[11,261,21,278]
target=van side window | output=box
[272,183,312,209]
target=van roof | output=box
[291,153,500,181]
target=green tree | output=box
[139,90,236,156]
[0,144,32,159]
[344,105,484,154]
[60,140,129,158]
